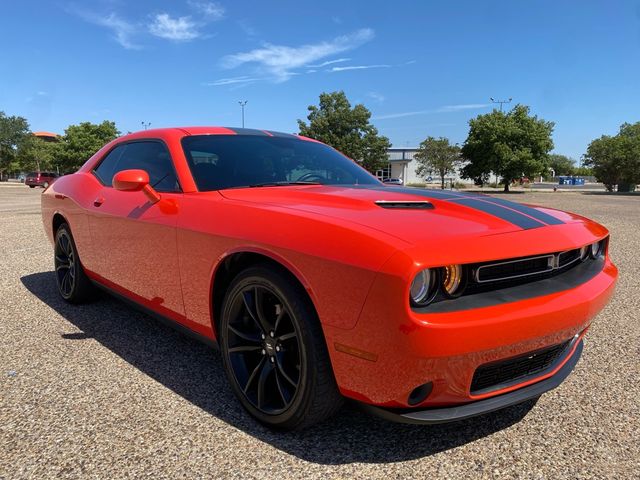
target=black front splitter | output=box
[361,340,583,424]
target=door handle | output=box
[93,197,105,207]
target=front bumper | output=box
[325,256,617,408]
[362,339,583,424]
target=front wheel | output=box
[54,223,95,303]
[220,265,342,430]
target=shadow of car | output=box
[20,270,539,464]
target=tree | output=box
[16,136,58,172]
[414,136,461,189]
[547,154,576,177]
[461,105,554,192]
[297,91,391,173]
[0,111,30,179]
[583,121,640,192]
[57,121,120,172]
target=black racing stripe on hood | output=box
[348,185,548,229]
[474,197,565,225]
[452,198,546,229]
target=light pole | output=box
[141,121,151,130]
[489,97,512,112]
[238,100,248,128]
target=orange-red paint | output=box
[41,127,618,411]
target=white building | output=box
[376,147,474,185]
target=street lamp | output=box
[141,121,151,130]
[489,97,512,112]
[238,100,248,128]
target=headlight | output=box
[410,269,437,306]
[590,239,605,258]
[580,245,590,261]
[442,265,464,297]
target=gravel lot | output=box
[1,185,638,479]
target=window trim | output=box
[91,138,182,193]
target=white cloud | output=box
[438,104,490,112]
[90,12,141,50]
[188,1,225,20]
[373,104,489,120]
[368,92,385,103]
[203,76,261,86]
[307,57,351,68]
[329,64,390,72]
[222,28,375,82]
[149,13,200,41]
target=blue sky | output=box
[1,0,639,160]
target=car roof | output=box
[116,127,321,143]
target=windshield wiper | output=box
[248,181,322,187]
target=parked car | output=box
[382,177,403,185]
[26,171,59,188]
[41,127,617,430]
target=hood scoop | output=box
[375,200,434,210]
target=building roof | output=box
[33,131,60,138]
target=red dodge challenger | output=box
[41,127,617,430]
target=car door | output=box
[87,140,185,318]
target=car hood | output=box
[219,185,582,246]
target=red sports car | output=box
[41,127,617,430]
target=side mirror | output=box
[112,169,160,203]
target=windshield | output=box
[181,135,380,191]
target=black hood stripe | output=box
[349,185,562,229]
[451,198,546,229]
[473,196,565,226]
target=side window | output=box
[94,145,126,186]
[93,141,180,192]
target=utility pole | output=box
[238,100,248,128]
[489,97,512,112]
[141,121,151,130]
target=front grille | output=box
[558,248,581,267]
[470,340,572,394]
[476,255,553,283]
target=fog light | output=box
[442,264,464,297]
[408,381,433,406]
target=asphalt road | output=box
[1,185,639,479]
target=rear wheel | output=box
[220,265,342,430]
[54,223,94,303]
[29,185,35,188]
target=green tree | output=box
[297,91,391,173]
[461,105,554,192]
[583,121,640,192]
[57,121,120,172]
[414,136,461,189]
[16,136,59,172]
[0,111,31,179]
[547,154,576,177]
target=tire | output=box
[54,223,95,303]
[220,265,343,430]
[29,185,35,188]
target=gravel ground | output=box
[1,186,638,479]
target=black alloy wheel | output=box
[55,228,76,299]
[53,223,94,303]
[220,266,342,429]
